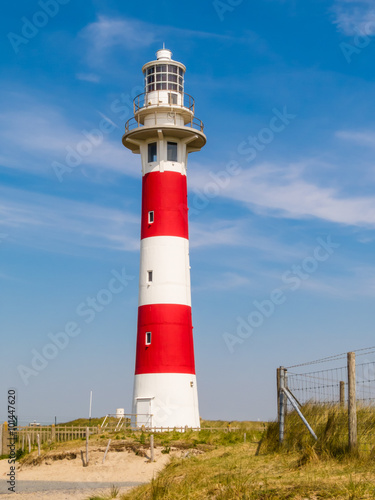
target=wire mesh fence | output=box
[278,347,375,453]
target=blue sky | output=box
[1,0,375,423]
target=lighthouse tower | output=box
[122,48,206,429]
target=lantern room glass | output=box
[144,63,184,93]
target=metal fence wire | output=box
[279,347,375,452]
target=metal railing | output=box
[133,91,195,114]
[125,115,204,134]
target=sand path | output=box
[0,446,171,499]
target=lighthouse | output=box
[122,48,206,429]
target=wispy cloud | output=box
[193,272,252,292]
[76,73,101,83]
[80,16,157,55]
[332,0,375,35]
[0,93,139,179]
[336,129,375,147]
[189,160,375,228]
[79,15,262,67]
[0,187,140,254]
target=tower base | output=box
[132,373,200,430]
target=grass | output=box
[91,443,375,499]
[263,404,375,457]
[58,417,105,427]
[85,410,375,500]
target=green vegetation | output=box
[58,417,105,427]
[263,404,375,457]
[84,412,375,500]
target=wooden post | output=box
[150,434,154,462]
[340,381,345,406]
[22,434,25,451]
[28,434,31,453]
[86,428,89,466]
[244,432,246,443]
[37,434,40,456]
[102,439,111,464]
[348,352,357,452]
[51,424,56,442]
[0,424,3,456]
[1,423,9,457]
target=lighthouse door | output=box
[136,398,152,427]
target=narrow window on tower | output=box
[148,211,154,224]
[147,270,153,283]
[148,142,157,162]
[145,332,152,345]
[167,142,178,162]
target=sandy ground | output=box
[0,446,172,499]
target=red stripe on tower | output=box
[141,171,189,240]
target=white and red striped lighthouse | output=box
[122,48,206,429]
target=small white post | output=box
[37,434,40,456]
[89,391,93,423]
[28,434,31,453]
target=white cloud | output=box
[332,0,375,36]
[76,73,101,83]
[79,15,260,67]
[188,161,375,227]
[190,220,247,249]
[79,16,157,56]
[336,129,375,147]
[0,187,140,254]
[0,97,139,180]
[193,272,252,292]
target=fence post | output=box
[1,422,8,457]
[150,434,154,462]
[277,367,281,424]
[279,367,286,444]
[340,381,345,406]
[0,424,3,456]
[86,428,89,466]
[51,424,56,442]
[102,439,111,464]
[347,352,357,452]
[37,434,40,456]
